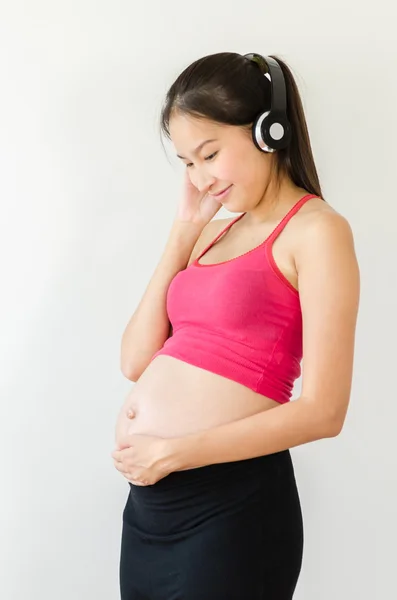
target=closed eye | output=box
[186,151,218,168]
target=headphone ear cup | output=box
[252,110,292,153]
[251,111,273,153]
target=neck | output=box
[246,175,308,225]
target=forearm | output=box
[168,396,340,471]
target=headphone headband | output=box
[243,53,291,153]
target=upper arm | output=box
[296,210,360,433]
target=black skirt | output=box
[120,449,304,600]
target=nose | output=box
[192,169,216,193]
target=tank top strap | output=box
[266,193,320,245]
[195,213,246,261]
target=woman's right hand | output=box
[175,170,223,228]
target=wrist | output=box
[161,435,197,474]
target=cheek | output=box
[216,157,242,184]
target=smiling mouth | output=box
[211,185,232,197]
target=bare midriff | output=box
[114,355,282,448]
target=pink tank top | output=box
[151,193,319,403]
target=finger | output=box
[112,449,128,460]
[113,460,128,474]
[126,468,150,486]
[128,479,146,486]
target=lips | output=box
[211,185,232,197]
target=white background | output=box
[1,2,396,598]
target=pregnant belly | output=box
[114,355,280,448]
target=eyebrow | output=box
[176,139,217,160]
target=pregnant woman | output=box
[112,52,360,599]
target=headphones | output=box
[243,53,292,153]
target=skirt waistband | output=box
[128,449,292,498]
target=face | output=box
[169,112,275,211]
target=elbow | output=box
[325,420,343,438]
[327,398,350,437]
[120,361,140,382]
[121,368,137,382]
[300,395,346,439]
[322,410,346,438]
[121,355,152,382]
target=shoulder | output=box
[187,216,235,266]
[294,199,360,316]
[294,198,356,266]
[295,195,344,227]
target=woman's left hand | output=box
[111,434,174,486]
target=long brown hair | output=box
[159,51,324,201]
